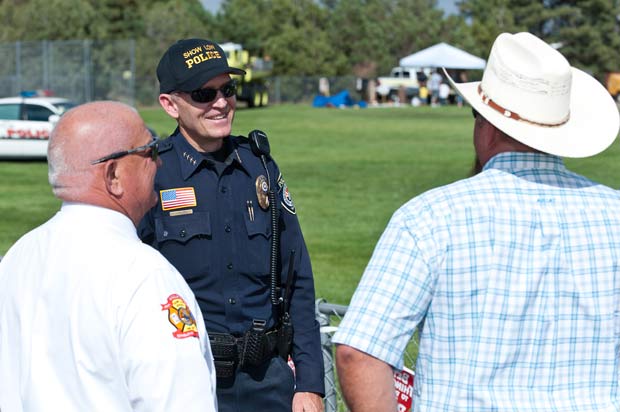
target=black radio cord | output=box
[268,188,280,306]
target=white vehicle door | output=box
[0,103,55,159]
[0,103,55,140]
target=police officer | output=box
[139,38,325,412]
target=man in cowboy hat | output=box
[333,32,620,411]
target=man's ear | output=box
[159,94,180,119]
[103,160,123,197]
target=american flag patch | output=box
[160,187,197,211]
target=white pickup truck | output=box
[376,67,422,102]
[0,96,76,159]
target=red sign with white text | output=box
[394,367,415,411]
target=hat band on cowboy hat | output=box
[476,84,569,127]
[446,32,620,158]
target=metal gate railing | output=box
[315,299,419,412]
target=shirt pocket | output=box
[244,208,272,239]
[154,211,211,244]
[242,208,272,276]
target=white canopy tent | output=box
[399,42,486,70]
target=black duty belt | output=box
[208,323,281,379]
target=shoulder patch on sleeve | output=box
[161,294,199,339]
[277,173,296,215]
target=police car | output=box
[0,93,77,160]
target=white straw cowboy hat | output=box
[446,32,620,158]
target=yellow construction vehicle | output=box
[220,42,272,108]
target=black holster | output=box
[209,319,281,378]
[239,319,269,368]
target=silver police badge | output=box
[255,175,270,210]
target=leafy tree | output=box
[0,0,213,103]
[457,0,518,58]
[539,0,620,78]
[2,0,619,95]
[329,0,445,77]
[390,0,445,59]
[439,14,477,54]
[458,0,620,80]
[211,0,272,52]
[262,0,348,75]
[0,0,97,40]
[327,0,392,76]
[138,0,214,102]
[214,0,347,75]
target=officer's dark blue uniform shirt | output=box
[138,129,324,395]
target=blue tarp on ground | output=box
[312,90,367,108]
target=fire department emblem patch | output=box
[161,294,199,339]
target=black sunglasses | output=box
[91,136,159,165]
[189,79,237,103]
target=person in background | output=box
[428,69,442,106]
[0,101,217,411]
[438,81,450,105]
[418,82,429,106]
[139,38,324,412]
[333,32,620,411]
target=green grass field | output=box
[2,104,620,305]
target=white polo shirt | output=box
[0,203,217,411]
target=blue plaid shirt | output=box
[334,152,620,411]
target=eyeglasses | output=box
[189,79,237,103]
[472,108,479,119]
[91,136,159,165]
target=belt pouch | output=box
[209,333,237,378]
[239,319,267,368]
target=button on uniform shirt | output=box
[0,204,217,412]
[139,131,324,395]
[333,152,620,411]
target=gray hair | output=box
[47,124,93,199]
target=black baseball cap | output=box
[157,38,246,93]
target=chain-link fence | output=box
[0,40,364,107]
[316,299,419,412]
[136,75,366,107]
[0,40,136,105]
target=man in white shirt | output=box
[0,101,217,412]
[428,70,443,106]
[438,82,450,105]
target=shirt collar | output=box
[60,202,137,239]
[483,152,565,174]
[172,131,243,180]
